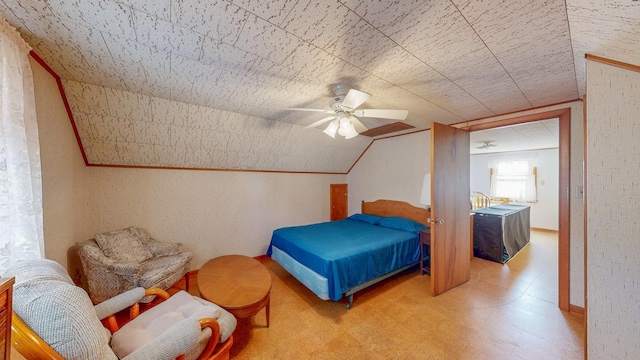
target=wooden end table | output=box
[197,255,272,327]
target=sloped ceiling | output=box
[1,0,639,172]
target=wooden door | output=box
[330,184,348,221]
[430,122,471,296]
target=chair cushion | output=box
[95,228,153,263]
[128,227,182,257]
[5,259,117,360]
[138,252,192,288]
[111,291,221,358]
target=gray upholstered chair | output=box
[73,226,192,304]
[7,258,236,360]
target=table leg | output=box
[265,295,270,327]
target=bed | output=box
[472,204,531,263]
[267,200,429,308]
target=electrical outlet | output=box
[575,186,584,198]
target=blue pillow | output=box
[377,216,427,234]
[347,213,383,225]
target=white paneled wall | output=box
[586,60,640,358]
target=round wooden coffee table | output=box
[197,255,272,327]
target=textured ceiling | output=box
[1,0,639,172]
[470,118,558,155]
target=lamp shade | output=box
[420,173,431,206]
[323,119,339,138]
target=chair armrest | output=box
[144,239,182,257]
[105,262,143,276]
[196,318,222,360]
[99,288,171,333]
[120,318,201,360]
[78,241,143,277]
[94,287,146,320]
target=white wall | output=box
[30,57,97,266]
[586,60,640,358]
[347,131,430,214]
[89,167,345,268]
[470,149,559,230]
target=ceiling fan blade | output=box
[306,116,336,128]
[287,108,334,114]
[353,109,408,120]
[341,89,372,110]
[349,116,368,133]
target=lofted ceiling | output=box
[1,0,639,172]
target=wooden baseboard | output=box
[530,227,559,233]
[570,304,585,316]
[254,254,270,262]
[188,270,198,281]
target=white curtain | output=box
[0,16,44,273]
[489,153,538,203]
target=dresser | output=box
[0,277,14,360]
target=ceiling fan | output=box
[477,141,498,149]
[287,85,409,139]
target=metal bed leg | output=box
[346,294,353,309]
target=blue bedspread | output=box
[267,216,424,301]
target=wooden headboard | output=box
[361,199,430,226]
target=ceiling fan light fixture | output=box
[344,126,359,139]
[323,119,339,138]
[337,117,353,137]
[290,85,407,140]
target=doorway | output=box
[463,108,571,311]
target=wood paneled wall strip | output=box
[585,54,640,73]
[30,51,89,166]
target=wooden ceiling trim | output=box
[359,122,415,137]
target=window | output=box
[490,157,537,203]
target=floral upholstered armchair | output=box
[73,226,192,304]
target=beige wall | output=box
[30,57,97,267]
[89,167,345,268]
[586,60,640,358]
[349,101,585,308]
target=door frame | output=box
[462,107,571,311]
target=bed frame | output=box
[340,200,430,308]
[361,199,430,226]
